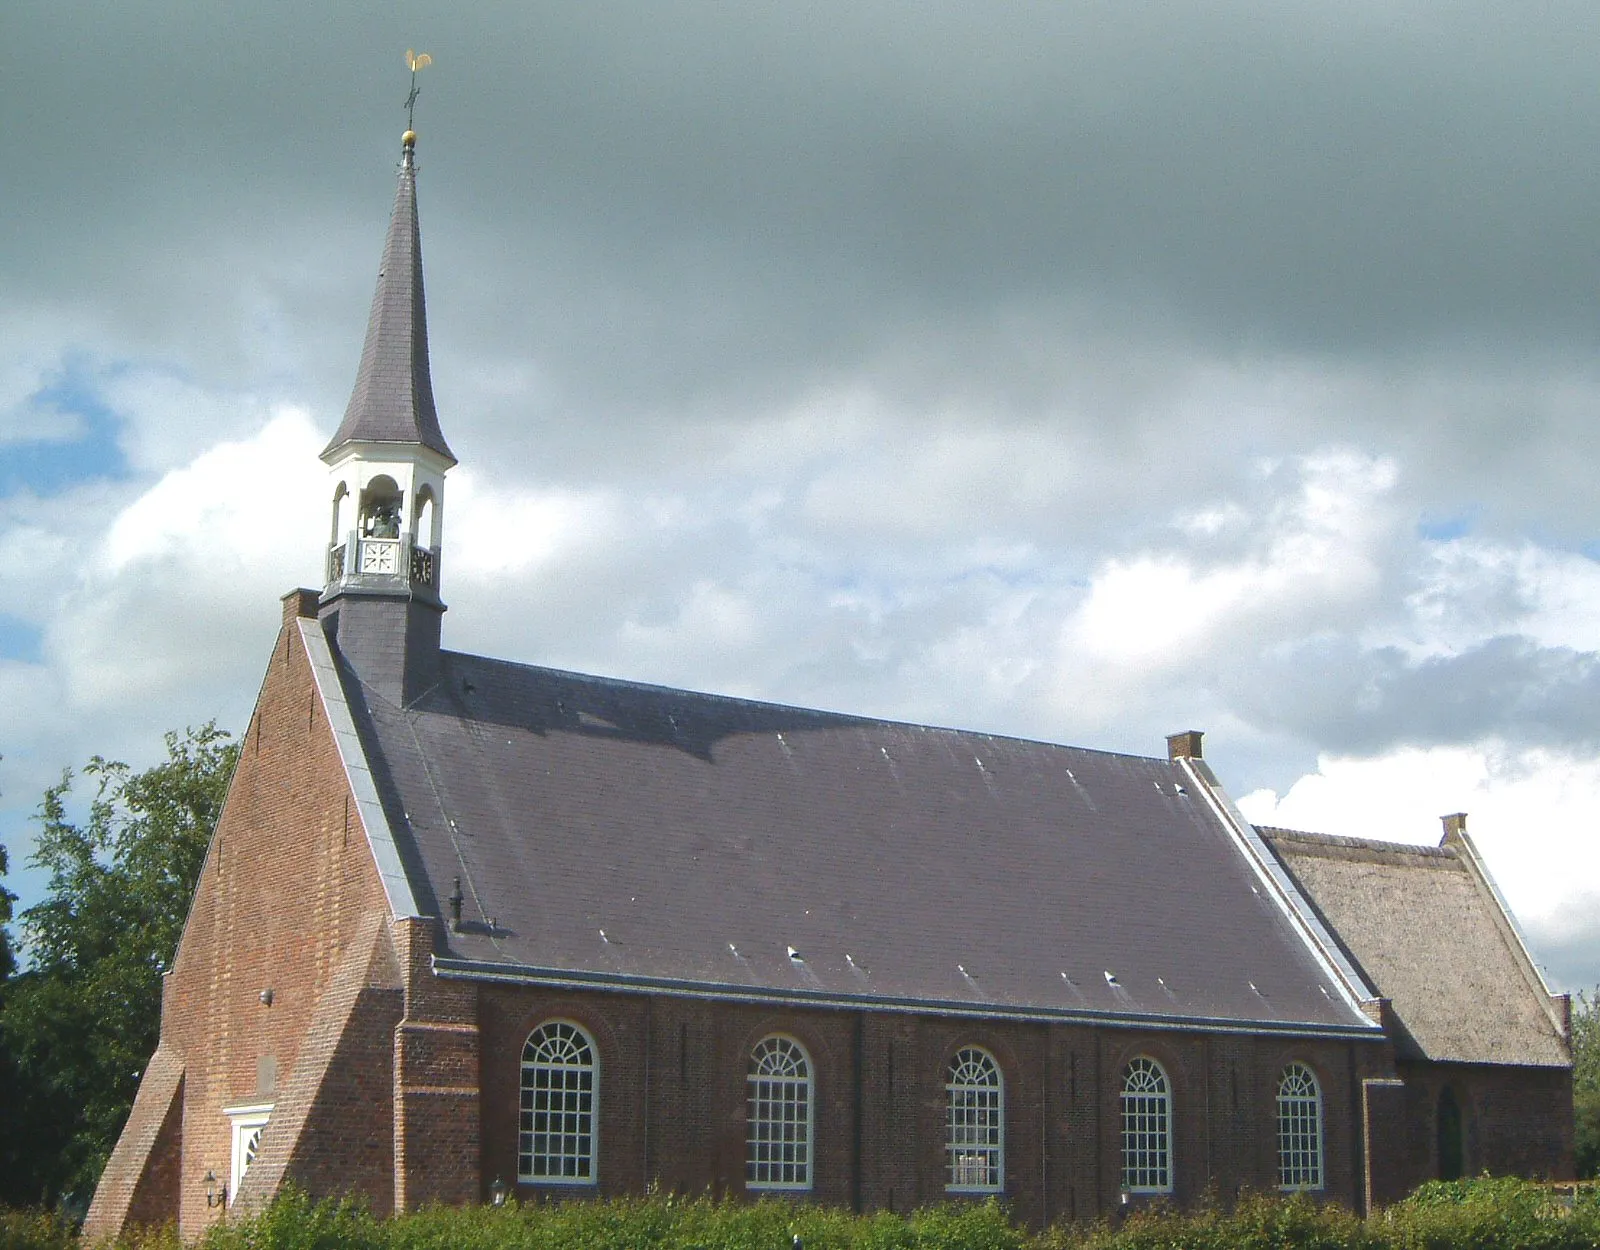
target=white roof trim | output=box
[1451,825,1567,1033]
[299,618,422,918]
[221,1101,276,1119]
[1177,757,1379,1023]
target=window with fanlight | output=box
[1120,1057,1172,1193]
[224,1102,273,1204]
[945,1046,1004,1192]
[519,1020,598,1184]
[1276,1063,1324,1191]
[746,1035,813,1190]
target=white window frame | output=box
[945,1046,1004,1193]
[519,1020,599,1185]
[1276,1062,1325,1191]
[1120,1056,1173,1194]
[223,1101,273,1204]
[746,1034,814,1191]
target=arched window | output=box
[1120,1056,1172,1193]
[746,1035,812,1190]
[359,475,403,539]
[330,482,351,545]
[519,1021,597,1184]
[1437,1086,1464,1180]
[946,1046,1004,1192]
[1276,1063,1324,1190]
[413,485,436,547]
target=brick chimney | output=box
[282,587,320,628]
[1440,812,1468,846]
[1166,730,1204,761]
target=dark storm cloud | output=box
[1237,635,1600,755]
[10,1,1600,986]
[14,3,1600,408]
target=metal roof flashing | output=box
[299,618,423,918]
[429,955,1387,1041]
[1450,824,1569,1038]
[1175,757,1380,1027]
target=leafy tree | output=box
[0,724,237,1210]
[1576,985,1600,1179]
[0,839,15,984]
[0,800,22,1198]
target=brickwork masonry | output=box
[86,597,398,1240]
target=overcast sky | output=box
[5,1,1600,991]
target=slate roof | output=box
[1258,827,1570,1066]
[342,648,1376,1036]
[322,139,455,465]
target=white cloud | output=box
[15,409,323,717]
[0,310,110,445]
[100,408,324,573]
[1068,450,1399,667]
[99,366,283,475]
[446,471,628,580]
[1236,741,1600,965]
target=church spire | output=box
[322,130,456,465]
[318,127,453,707]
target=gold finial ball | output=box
[402,129,417,147]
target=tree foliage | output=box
[0,725,237,1210]
[0,840,15,984]
[1575,986,1600,1179]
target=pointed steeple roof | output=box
[323,132,456,466]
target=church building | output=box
[85,131,1574,1241]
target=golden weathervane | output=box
[405,49,433,131]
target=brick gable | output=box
[87,596,398,1240]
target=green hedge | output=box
[9,1178,1597,1250]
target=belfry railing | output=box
[327,533,440,590]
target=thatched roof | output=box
[1259,827,1569,1067]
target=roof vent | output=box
[787,945,803,962]
[1104,970,1120,987]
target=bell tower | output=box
[319,129,457,707]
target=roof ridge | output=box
[438,647,1175,763]
[1257,825,1455,859]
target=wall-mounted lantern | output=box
[203,1168,227,1209]
[489,1174,508,1207]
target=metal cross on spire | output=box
[404,48,433,130]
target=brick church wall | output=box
[392,916,482,1210]
[1394,1060,1573,1187]
[232,912,404,1216]
[90,592,399,1240]
[474,983,1378,1227]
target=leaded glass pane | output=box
[746,1036,812,1189]
[519,1021,597,1183]
[1277,1063,1323,1190]
[1120,1056,1172,1193]
[946,1047,1004,1192]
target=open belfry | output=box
[84,123,1573,1241]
